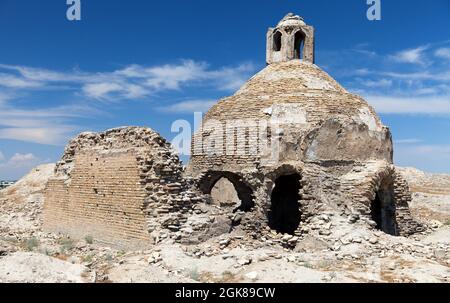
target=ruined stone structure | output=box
[267,13,315,64]
[43,128,201,249]
[43,13,420,249]
[187,13,420,238]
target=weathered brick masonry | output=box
[43,13,421,249]
[43,127,201,249]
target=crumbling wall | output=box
[44,151,150,248]
[43,127,201,249]
[393,172,425,236]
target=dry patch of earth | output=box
[0,165,449,283]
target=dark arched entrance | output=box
[370,179,398,236]
[269,174,301,234]
[200,171,255,212]
[273,31,282,51]
[294,30,306,59]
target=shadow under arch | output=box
[371,175,399,236]
[198,171,255,212]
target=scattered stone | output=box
[245,271,258,280]
[238,257,252,266]
[319,230,331,236]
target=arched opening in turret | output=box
[269,174,302,235]
[294,30,306,59]
[370,178,398,236]
[273,31,282,52]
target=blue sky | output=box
[1,0,450,179]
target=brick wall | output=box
[42,127,203,250]
[43,151,150,249]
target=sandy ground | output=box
[0,165,449,283]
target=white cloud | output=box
[435,47,450,60]
[83,82,125,99]
[9,153,36,165]
[363,78,393,88]
[143,60,208,90]
[0,103,98,145]
[0,73,42,88]
[395,138,422,144]
[158,99,216,114]
[395,143,450,174]
[0,151,4,162]
[365,95,450,115]
[0,60,256,101]
[0,60,254,145]
[381,71,450,81]
[0,127,75,145]
[389,45,430,66]
[0,153,38,169]
[0,153,43,180]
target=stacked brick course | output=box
[43,127,202,249]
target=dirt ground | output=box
[0,165,449,283]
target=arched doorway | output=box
[201,172,255,212]
[269,174,301,234]
[294,31,306,60]
[273,31,282,52]
[370,179,398,235]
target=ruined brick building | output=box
[43,13,420,249]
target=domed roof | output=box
[204,60,384,133]
[189,14,393,176]
[276,13,306,28]
[236,60,346,95]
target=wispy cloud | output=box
[0,153,39,169]
[381,70,450,82]
[395,138,422,144]
[0,152,44,180]
[395,143,450,174]
[365,95,450,115]
[0,150,4,162]
[435,47,450,60]
[0,73,43,89]
[362,78,393,88]
[0,103,98,145]
[389,45,430,66]
[0,59,255,145]
[319,40,450,116]
[157,99,216,114]
[0,60,256,101]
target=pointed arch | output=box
[273,31,282,52]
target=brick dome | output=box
[188,60,393,177]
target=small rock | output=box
[258,254,269,262]
[233,213,244,223]
[287,256,296,262]
[219,239,231,246]
[245,271,258,280]
[288,236,299,243]
[282,234,293,241]
[237,258,252,266]
[222,254,232,260]
[352,237,362,243]
[348,214,360,224]
[368,237,378,244]
[386,262,396,270]
[319,230,331,236]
